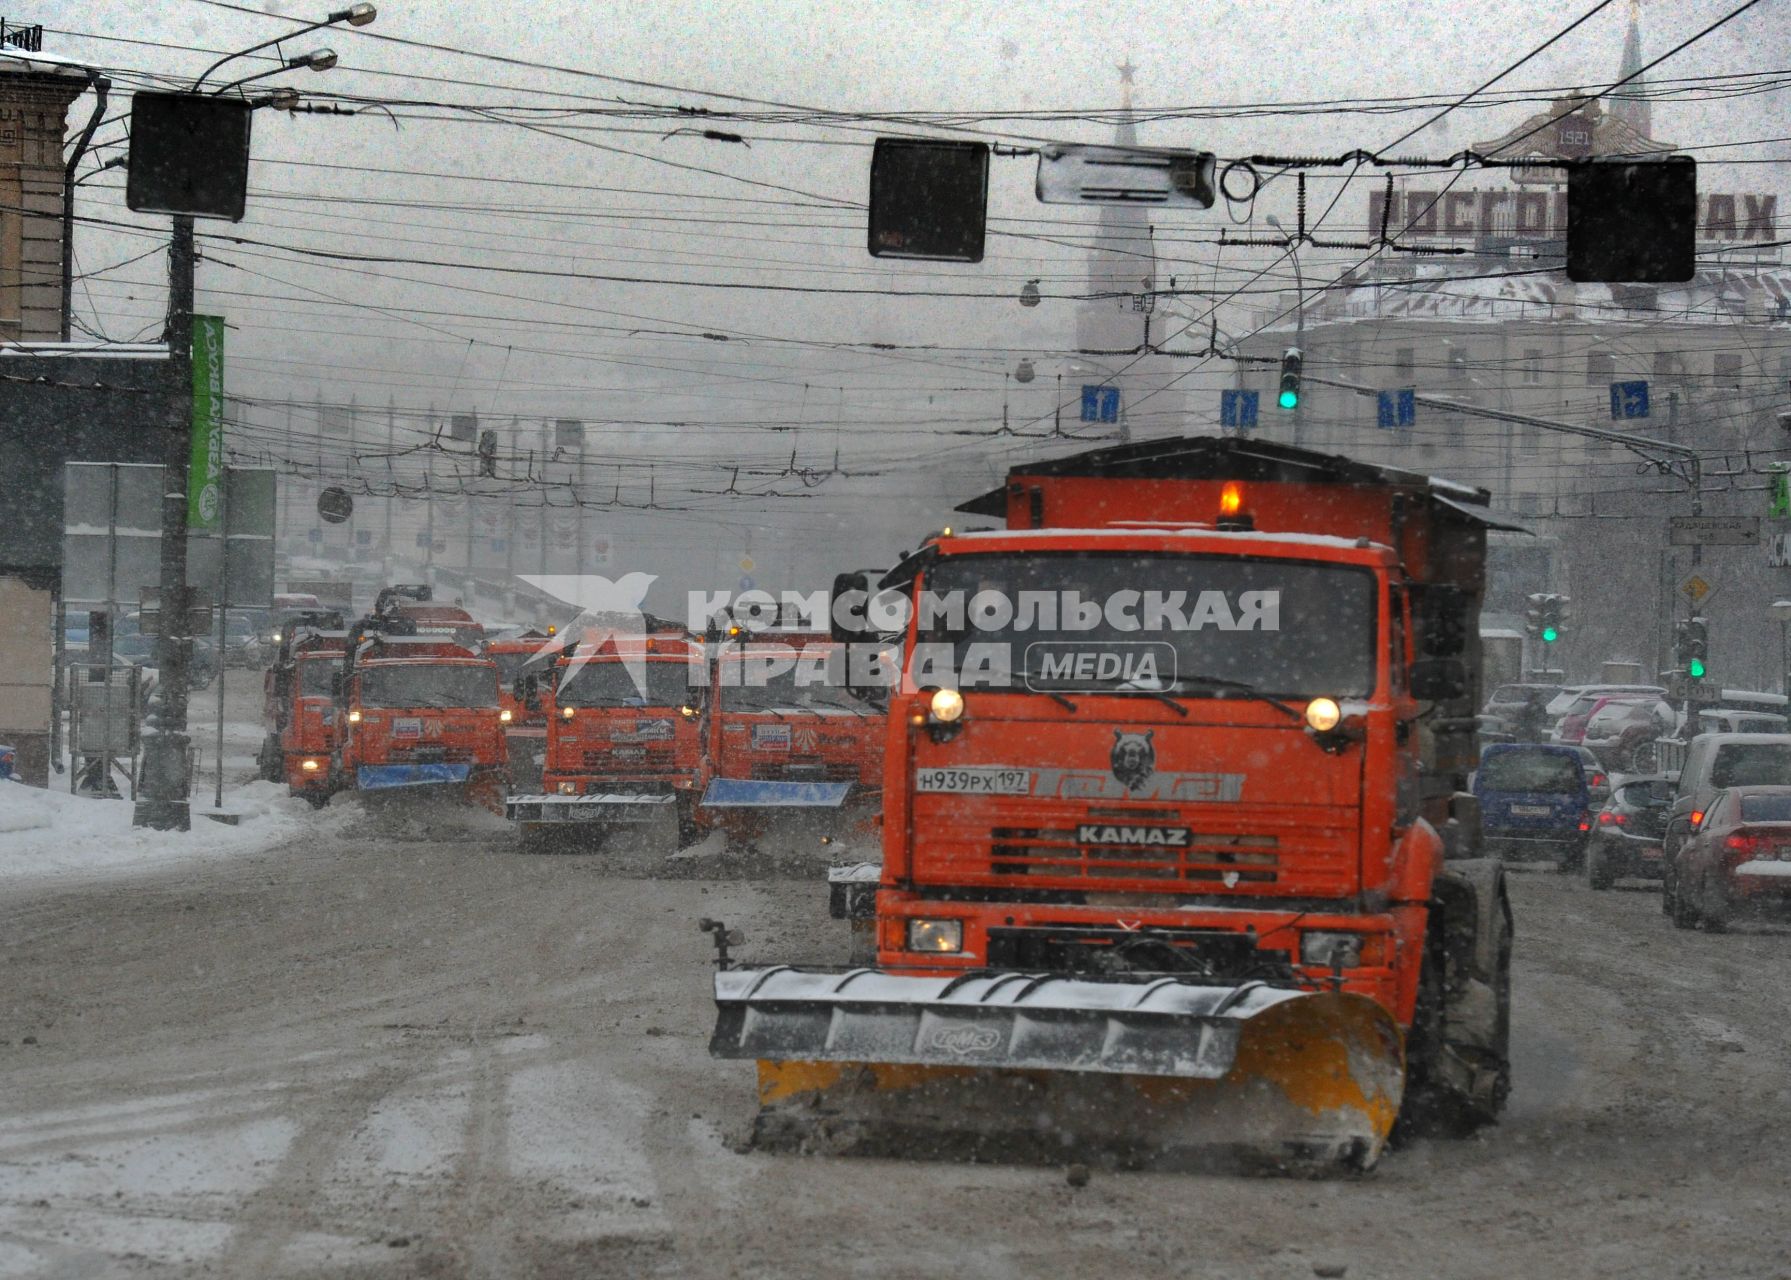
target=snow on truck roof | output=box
[946,527,1395,555]
[954,434,1506,521]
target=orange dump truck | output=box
[506,632,709,851]
[256,612,347,807]
[488,629,558,791]
[708,436,1514,1172]
[699,627,885,851]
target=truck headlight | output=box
[1300,930,1368,969]
[557,781,577,795]
[346,709,362,724]
[300,758,320,772]
[499,708,513,723]
[929,688,964,723]
[561,706,576,720]
[1305,697,1341,732]
[907,918,963,953]
[679,704,698,719]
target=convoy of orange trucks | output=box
[706,435,1515,1172]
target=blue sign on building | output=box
[1080,384,1120,424]
[1376,388,1416,430]
[1610,380,1650,420]
[1220,389,1259,430]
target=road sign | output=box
[1080,385,1120,424]
[1376,389,1415,430]
[317,486,354,524]
[1679,573,1717,606]
[1609,380,1650,420]
[1669,515,1759,546]
[1219,389,1258,430]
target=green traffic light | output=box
[1278,389,1298,409]
[1541,626,1559,643]
[1688,657,1706,679]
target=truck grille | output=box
[583,748,675,769]
[389,745,473,763]
[989,824,1281,884]
[751,758,858,783]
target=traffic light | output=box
[1538,594,1566,644]
[1277,346,1303,410]
[1678,616,1708,680]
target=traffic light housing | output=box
[1277,346,1302,411]
[1678,616,1708,679]
[1524,592,1547,638]
[1538,594,1566,644]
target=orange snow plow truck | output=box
[256,611,347,807]
[707,436,1514,1173]
[330,588,509,805]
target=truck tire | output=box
[674,793,702,850]
[256,734,283,783]
[1399,859,1512,1140]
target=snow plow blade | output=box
[701,778,852,809]
[710,968,1404,1173]
[506,793,674,823]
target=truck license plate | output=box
[915,767,1032,796]
[1511,804,1551,816]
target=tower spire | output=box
[1610,0,1652,141]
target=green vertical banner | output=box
[188,314,226,529]
[1770,464,1790,519]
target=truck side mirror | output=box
[1417,585,1470,657]
[272,668,291,700]
[515,673,541,710]
[830,570,874,645]
[331,671,345,699]
[1410,657,1468,701]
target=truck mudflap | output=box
[701,778,852,809]
[506,793,675,823]
[710,967,1405,1172]
[357,763,472,790]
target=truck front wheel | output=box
[1398,860,1513,1140]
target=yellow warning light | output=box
[546,624,557,636]
[1219,482,1244,517]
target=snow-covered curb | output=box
[0,779,344,886]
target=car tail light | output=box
[1578,811,1592,833]
[1591,773,1608,789]
[1722,832,1761,866]
[1598,811,1627,826]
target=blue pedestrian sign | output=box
[1376,388,1416,430]
[1219,389,1259,430]
[1610,380,1650,419]
[1080,384,1120,424]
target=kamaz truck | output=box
[708,436,1515,1172]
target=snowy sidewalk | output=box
[0,780,341,887]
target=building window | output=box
[1522,348,1543,385]
[1714,353,1746,388]
[1586,351,1614,385]
[1394,347,1414,381]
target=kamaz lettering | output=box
[1076,824,1193,847]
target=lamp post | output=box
[132,8,371,830]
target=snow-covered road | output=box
[2,824,1789,1278]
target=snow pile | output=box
[0,779,338,885]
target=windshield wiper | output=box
[1015,673,1078,712]
[1116,683,1189,718]
[1173,673,1302,721]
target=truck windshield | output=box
[558,659,697,708]
[298,658,336,697]
[359,664,497,709]
[720,655,869,713]
[918,552,1378,698]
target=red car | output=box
[1669,784,1791,930]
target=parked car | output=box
[1585,775,1676,889]
[113,614,216,691]
[1544,683,1665,721]
[1668,785,1791,930]
[1661,733,1791,912]
[1474,743,1594,867]
[219,609,265,668]
[1695,708,1789,736]
[1555,692,1664,747]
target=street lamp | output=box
[191,4,374,89]
[134,11,369,832]
[212,49,337,96]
